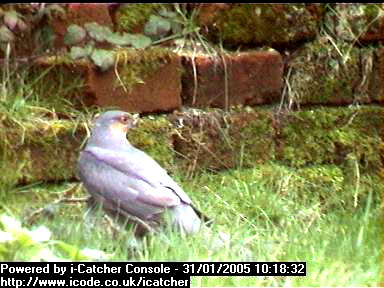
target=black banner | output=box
[0,262,306,288]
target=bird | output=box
[76,110,202,235]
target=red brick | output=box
[86,52,182,113]
[33,49,183,113]
[182,50,283,108]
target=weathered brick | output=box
[182,50,283,109]
[33,48,182,114]
[86,49,182,113]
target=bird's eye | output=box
[120,116,129,123]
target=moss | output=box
[205,4,322,48]
[171,109,230,174]
[0,114,87,187]
[128,115,174,172]
[29,59,88,110]
[171,108,275,175]
[229,110,275,168]
[115,47,176,92]
[288,40,371,105]
[114,4,163,33]
[363,4,381,21]
[279,106,383,174]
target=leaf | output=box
[158,8,177,19]
[3,10,19,30]
[90,49,115,71]
[105,32,133,46]
[85,22,113,42]
[64,24,86,45]
[0,25,14,42]
[69,45,93,60]
[144,15,171,39]
[129,34,152,49]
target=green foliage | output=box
[64,22,153,70]
[90,49,115,72]
[128,34,152,49]
[144,15,171,39]
[64,24,86,45]
[3,10,21,30]
[69,45,92,60]
[85,22,113,42]
[0,214,110,261]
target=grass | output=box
[0,163,381,286]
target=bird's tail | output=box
[170,204,201,234]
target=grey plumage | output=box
[77,111,201,234]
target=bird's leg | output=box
[114,208,157,236]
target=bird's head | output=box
[89,111,138,146]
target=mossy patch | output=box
[128,115,174,172]
[200,4,323,49]
[229,109,275,168]
[29,58,89,110]
[170,108,275,176]
[278,106,383,174]
[114,4,164,33]
[288,40,377,106]
[0,113,87,187]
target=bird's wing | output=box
[82,146,192,206]
[77,150,182,219]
